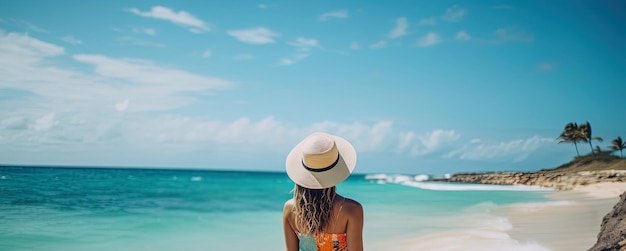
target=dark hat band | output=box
[301,155,340,173]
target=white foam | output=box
[414,174,429,182]
[190,176,203,181]
[365,173,430,184]
[366,173,553,192]
[1,175,7,179]
[403,181,553,191]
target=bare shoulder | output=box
[283,199,295,213]
[342,197,363,215]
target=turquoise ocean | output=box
[0,166,556,250]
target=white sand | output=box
[505,182,625,251]
[571,182,626,199]
[400,182,626,251]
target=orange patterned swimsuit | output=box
[299,233,347,251]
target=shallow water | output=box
[0,166,557,250]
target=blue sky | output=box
[0,0,624,175]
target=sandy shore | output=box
[398,182,626,251]
[503,182,625,251]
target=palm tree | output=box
[558,122,582,156]
[579,121,603,155]
[611,136,626,158]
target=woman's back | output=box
[283,195,363,251]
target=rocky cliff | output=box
[589,190,626,251]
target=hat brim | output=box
[286,134,357,189]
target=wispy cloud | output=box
[6,18,48,33]
[277,53,309,66]
[202,49,212,58]
[456,30,471,41]
[287,37,321,49]
[0,31,231,113]
[319,10,348,21]
[388,17,408,39]
[369,40,388,49]
[397,129,461,156]
[349,42,361,50]
[492,27,534,43]
[60,35,83,45]
[442,5,467,22]
[227,27,280,44]
[126,6,211,33]
[417,17,437,26]
[278,37,320,66]
[416,32,441,47]
[445,136,554,162]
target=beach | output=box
[394,182,626,251]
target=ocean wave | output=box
[365,173,553,192]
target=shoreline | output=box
[505,182,624,251]
[397,182,625,251]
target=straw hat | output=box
[286,132,357,189]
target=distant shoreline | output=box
[433,158,626,191]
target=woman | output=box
[283,132,364,251]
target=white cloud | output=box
[280,37,321,66]
[319,10,348,21]
[60,36,83,45]
[416,32,441,47]
[32,113,56,131]
[277,53,309,66]
[126,6,210,33]
[202,49,212,58]
[115,99,130,112]
[288,37,321,48]
[446,136,554,162]
[0,31,232,114]
[0,30,65,59]
[388,17,408,39]
[227,27,280,44]
[397,129,461,156]
[456,30,471,40]
[258,4,268,9]
[370,40,387,49]
[418,17,437,26]
[73,54,230,95]
[442,5,467,22]
[310,121,394,152]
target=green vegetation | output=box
[551,121,625,173]
[611,136,626,158]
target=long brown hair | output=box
[292,184,337,236]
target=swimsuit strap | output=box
[333,197,346,232]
